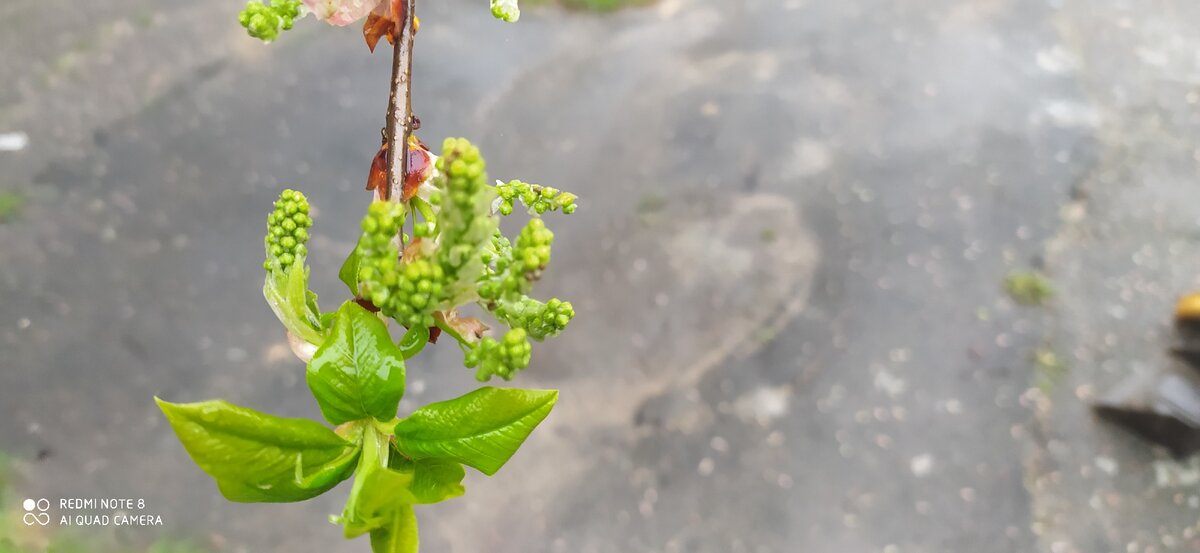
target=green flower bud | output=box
[239,0,303,42]
[264,188,313,273]
[261,187,325,344]
[514,218,553,273]
[414,221,436,238]
[475,216,554,303]
[352,201,451,329]
[494,296,574,340]
[432,138,499,307]
[493,180,579,216]
[466,329,532,381]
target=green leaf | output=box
[287,259,317,326]
[264,260,325,345]
[338,431,461,544]
[340,431,413,538]
[369,504,419,553]
[308,302,407,425]
[339,248,361,296]
[392,387,557,475]
[387,454,466,504]
[398,324,430,359]
[156,398,359,503]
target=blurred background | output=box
[4,0,1200,551]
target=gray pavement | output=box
[1031,2,1200,552]
[1,0,1197,552]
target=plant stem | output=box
[384,0,418,204]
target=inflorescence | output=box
[495,180,577,216]
[268,138,577,382]
[264,188,312,271]
[465,328,532,381]
[239,0,303,42]
[354,201,448,331]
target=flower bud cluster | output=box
[264,189,313,272]
[354,202,447,329]
[432,138,498,305]
[477,217,554,303]
[495,297,574,341]
[495,180,577,216]
[465,328,532,381]
[514,218,553,274]
[490,0,521,23]
[239,0,302,42]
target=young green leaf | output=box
[338,431,463,544]
[264,261,326,345]
[369,504,419,553]
[340,429,465,542]
[339,248,361,296]
[340,431,413,539]
[308,301,407,425]
[387,454,466,504]
[287,257,320,325]
[156,398,359,503]
[398,324,430,360]
[391,387,557,475]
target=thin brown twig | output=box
[384,0,418,204]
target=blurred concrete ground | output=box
[1,0,1199,552]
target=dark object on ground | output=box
[1170,346,1200,374]
[1093,370,1200,457]
[1172,293,1200,348]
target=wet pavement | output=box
[1,0,1198,552]
[1030,2,1200,552]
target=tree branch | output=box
[384,0,418,203]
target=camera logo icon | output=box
[22,498,50,526]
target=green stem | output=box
[372,417,400,437]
